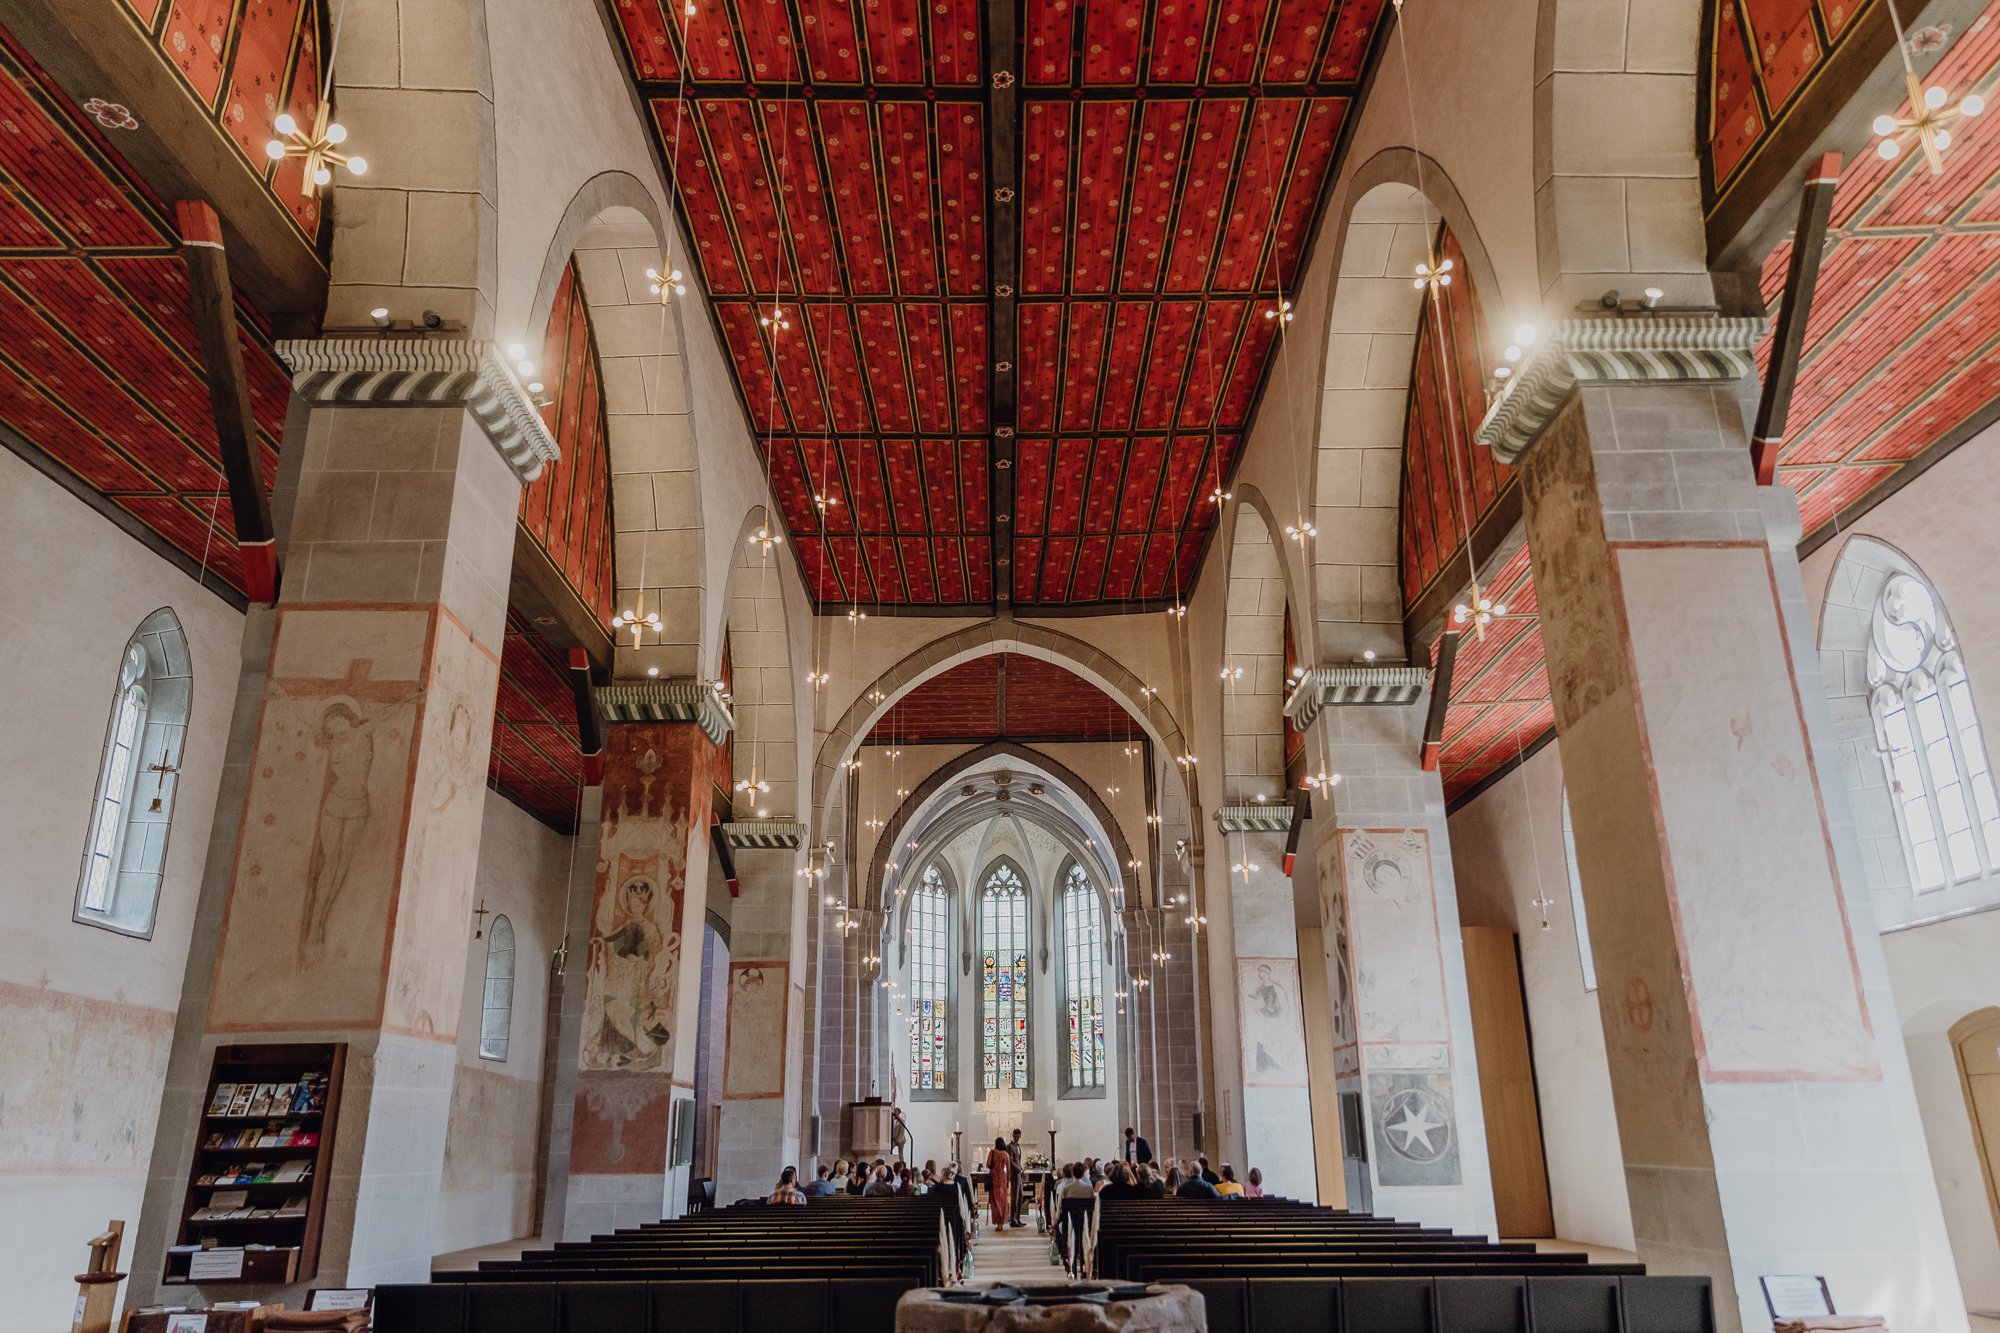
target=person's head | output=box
[995,1135,1008,1151]
[1220,1164,1237,1183]
[778,1166,797,1186]
[1110,1162,1129,1185]
[1198,1155,1211,1171]
[1124,1126,1135,1140]
[1247,1167,1262,1187]
[815,1165,830,1180]
[1011,1128,1022,1140]
[1135,1163,1152,1183]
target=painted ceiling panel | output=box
[868,652,1132,743]
[490,609,588,832]
[522,259,618,629]
[609,0,1388,605]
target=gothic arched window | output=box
[1060,862,1107,1092]
[76,609,190,937]
[909,864,953,1095]
[980,861,1030,1091]
[1869,573,2000,891]
[479,915,516,1061]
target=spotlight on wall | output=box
[370,307,392,329]
[421,310,443,329]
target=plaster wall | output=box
[434,789,571,1256]
[1448,743,1635,1250]
[0,449,245,1328]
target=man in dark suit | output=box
[1121,1126,1153,1165]
[1006,1128,1027,1227]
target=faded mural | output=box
[1238,957,1307,1088]
[724,961,787,1098]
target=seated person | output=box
[1196,1155,1222,1184]
[1133,1163,1166,1199]
[804,1165,839,1197]
[1056,1162,1097,1202]
[1174,1158,1221,1199]
[1098,1162,1149,1200]
[863,1165,900,1196]
[1214,1164,1244,1197]
[769,1166,807,1205]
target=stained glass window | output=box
[909,865,951,1093]
[1869,573,2000,891]
[980,862,1029,1091]
[1061,863,1106,1090]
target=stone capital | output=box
[1213,803,1293,834]
[274,337,561,484]
[596,678,736,745]
[1284,665,1428,730]
[1475,316,1765,464]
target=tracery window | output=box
[76,609,190,937]
[1870,573,2000,891]
[1559,790,1596,993]
[980,861,1030,1091]
[1060,862,1106,1091]
[479,915,516,1061]
[909,865,952,1094]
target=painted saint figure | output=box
[588,875,675,1067]
[300,701,374,962]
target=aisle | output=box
[970,1207,1067,1285]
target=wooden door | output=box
[1952,1008,2000,1245]
[1463,927,1554,1237]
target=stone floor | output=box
[968,1206,1067,1285]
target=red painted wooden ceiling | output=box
[523,258,618,627]
[0,26,293,595]
[607,0,1386,606]
[1399,226,1513,615]
[868,653,1135,742]
[119,0,330,240]
[1759,8,2000,542]
[1432,544,1552,803]
[1703,0,1881,221]
[491,607,589,832]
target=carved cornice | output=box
[274,338,561,484]
[596,679,736,744]
[1475,317,1766,464]
[721,820,807,850]
[1284,665,1429,729]
[1214,804,1293,834]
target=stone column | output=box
[1483,325,1966,1330]
[146,341,553,1298]
[1293,667,1497,1236]
[1214,808,1317,1200]
[712,822,810,1203]
[553,684,729,1236]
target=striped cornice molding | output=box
[1476,317,1766,464]
[1214,804,1293,834]
[596,678,736,744]
[274,338,561,484]
[1285,665,1429,729]
[721,820,808,850]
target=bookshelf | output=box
[165,1042,345,1287]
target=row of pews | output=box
[1095,1198,1715,1333]
[373,1195,955,1333]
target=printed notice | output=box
[187,1248,245,1281]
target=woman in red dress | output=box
[985,1136,1014,1227]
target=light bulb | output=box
[345,156,367,176]
[1926,85,1949,110]
[508,343,527,360]
[325,122,348,144]
[1935,128,1953,151]
[1494,366,1511,379]
[265,139,288,160]
[516,359,535,376]
[528,381,545,394]
[274,113,298,136]
[647,666,660,677]
[313,167,332,186]
[1964,94,1985,116]
[1503,345,1522,362]
[1878,138,1901,161]
[1513,323,1537,345]
[1873,113,1899,137]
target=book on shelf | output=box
[277,1196,310,1218]
[272,1081,298,1113]
[271,1159,312,1184]
[206,1083,238,1116]
[225,1085,256,1116]
[246,1083,277,1116]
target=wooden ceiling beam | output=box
[1752,152,1843,486]
[175,201,279,603]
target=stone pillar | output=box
[554,686,728,1236]
[1214,809,1317,1200]
[1489,345,1966,1330]
[712,822,810,1204]
[1294,667,1497,1236]
[152,344,552,1297]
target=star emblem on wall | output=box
[1381,1085,1451,1163]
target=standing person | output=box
[986,1136,1015,1227]
[1121,1126,1153,1165]
[1006,1128,1027,1227]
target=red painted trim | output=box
[174,199,224,245]
[1419,738,1442,772]
[581,753,606,785]
[239,540,279,604]
[1751,436,1781,486]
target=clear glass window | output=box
[479,915,516,1061]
